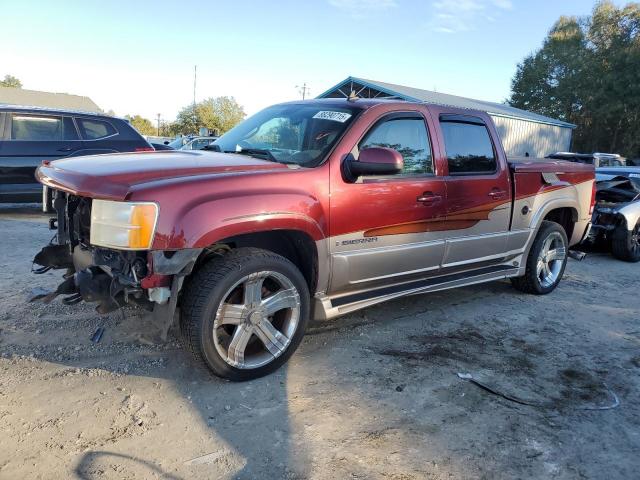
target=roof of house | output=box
[317,76,575,129]
[0,86,101,113]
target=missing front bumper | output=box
[32,243,202,334]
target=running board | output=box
[315,265,519,320]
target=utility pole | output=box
[296,83,310,100]
[193,65,198,132]
[193,65,197,107]
[156,113,161,137]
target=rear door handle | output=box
[58,146,73,152]
[417,192,442,205]
[488,189,507,200]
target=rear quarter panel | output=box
[510,161,594,246]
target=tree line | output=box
[0,75,22,88]
[509,1,640,159]
[127,96,246,137]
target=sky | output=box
[0,0,614,123]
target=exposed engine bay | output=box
[32,191,153,314]
[585,175,640,261]
[590,176,640,230]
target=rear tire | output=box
[511,221,568,295]
[179,247,309,381]
[611,220,640,262]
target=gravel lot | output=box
[1,205,639,480]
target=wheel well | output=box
[196,230,318,294]
[543,207,577,240]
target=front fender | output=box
[150,192,327,250]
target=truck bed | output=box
[508,157,596,174]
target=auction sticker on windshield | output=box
[313,111,352,123]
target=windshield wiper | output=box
[225,148,296,165]
[233,148,278,162]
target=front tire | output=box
[511,221,568,295]
[611,220,640,262]
[180,248,309,381]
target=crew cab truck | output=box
[32,99,595,381]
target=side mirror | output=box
[349,147,403,177]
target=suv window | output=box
[359,117,433,175]
[440,119,496,174]
[11,115,63,141]
[77,118,116,140]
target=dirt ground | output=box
[1,204,639,480]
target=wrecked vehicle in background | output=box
[584,167,640,262]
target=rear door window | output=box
[440,118,497,174]
[10,114,63,140]
[76,118,117,140]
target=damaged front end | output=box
[32,190,201,335]
[587,176,640,240]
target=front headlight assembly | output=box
[90,199,159,250]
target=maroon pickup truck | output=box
[33,99,595,380]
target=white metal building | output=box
[317,77,575,158]
[0,86,101,113]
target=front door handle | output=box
[488,189,507,200]
[417,192,442,205]
[58,146,73,152]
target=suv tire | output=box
[611,220,640,262]
[511,221,568,295]
[180,248,309,381]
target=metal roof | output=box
[0,103,112,118]
[0,86,101,113]
[317,76,576,129]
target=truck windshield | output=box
[213,104,360,167]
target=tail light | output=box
[135,147,154,152]
[589,180,597,215]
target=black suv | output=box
[0,105,153,208]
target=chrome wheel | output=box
[212,271,301,369]
[536,231,566,288]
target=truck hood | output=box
[36,150,288,200]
